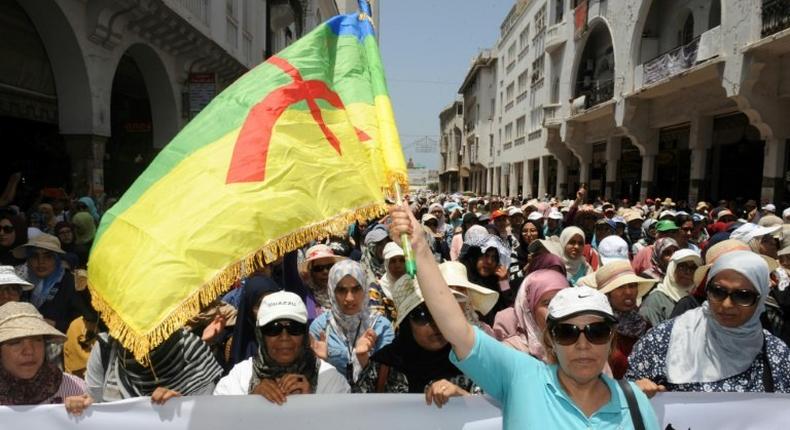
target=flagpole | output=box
[393,181,417,278]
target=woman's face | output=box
[334,275,365,315]
[595,225,612,241]
[57,226,74,246]
[0,336,45,380]
[564,234,584,260]
[608,283,638,312]
[0,219,15,248]
[262,321,305,366]
[0,285,22,307]
[759,235,779,259]
[707,270,759,328]
[522,223,540,245]
[673,260,698,288]
[780,254,790,270]
[388,256,406,279]
[552,315,612,385]
[28,249,57,279]
[374,240,390,260]
[534,290,561,333]
[309,257,336,287]
[409,313,447,352]
[647,226,657,239]
[476,248,499,277]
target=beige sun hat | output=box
[438,261,499,316]
[0,266,33,291]
[594,260,657,298]
[391,276,465,327]
[298,244,345,275]
[0,302,66,344]
[11,233,65,259]
[692,239,750,287]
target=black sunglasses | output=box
[407,305,434,326]
[260,320,307,337]
[550,321,614,346]
[0,225,14,234]
[311,263,334,273]
[706,283,760,307]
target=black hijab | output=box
[370,314,461,393]
[230,276,282,366]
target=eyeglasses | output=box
[550,321,614,346]
[407,305,435,326]
[260,320,307,337]
[706,283,760,307]
[675,262,698,274]
[0,225,13,234]
[311,263,334,273]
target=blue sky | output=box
[379,0,512,170]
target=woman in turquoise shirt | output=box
[388,204,660,430]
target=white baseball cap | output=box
[508,207,524,217]
[597,236,630,266]
[527,212,544,221]
[548,210,564,221]
[257,291,308,327]
[730,223,782,243]
[547,285,616,322]
[783,207,790,221]
[762,204,776,213]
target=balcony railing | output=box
[516,91,528,104]
[545,22,565,52]
[505,101,514,111]
[577,79,614,109]
[643,36,700,85]
[528,130,542,140]
[543,104,561,126]
[176,0,210,26]
[514,137,526,146]
[763,0,790,37]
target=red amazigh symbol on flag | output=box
[226,56,370,184]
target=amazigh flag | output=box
[87,5,407,362]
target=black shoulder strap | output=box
[617,379,646,430]
[762,334,775,393]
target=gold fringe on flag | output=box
[88,202,390,365]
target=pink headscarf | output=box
[503,269,569,360]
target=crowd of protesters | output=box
[1,178,789,428]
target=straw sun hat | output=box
[390,276,465,327]
[11,233,65,259]
[438,261,499,316]
[0,302,66,344]
[594,260,657,298]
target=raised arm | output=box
[389,203,476,359]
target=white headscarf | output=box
[379,242,404,299]
[666,251,769,384]
[653,249,703,303]
[559,226,590,282]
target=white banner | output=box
[1,393,788,430]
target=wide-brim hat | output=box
[298,244,345,274]
[0,302,66,344]
[438,261,499,316]
[0,266,33,291]
[692,239,751,286]
[595,260,657,298]
[12,233,65,259]
[391,276,465,327]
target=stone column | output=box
[63,134,108,197]
[763,135,788,204]
[500,166,508,197]
[538,156,548,198]
[509,163,518,197]
[556,157,568,199]
[688,115,713,205]
[605,136,621,200]
[524,160,534,199]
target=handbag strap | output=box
[617,379,646,430]
[762,334,775,393]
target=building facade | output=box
[1,0,341,205]
[440,0,790,206]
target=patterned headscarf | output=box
[648,237,679,278]
[505,270,568,360]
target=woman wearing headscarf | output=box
[53,221,86,269]
[298,244,344,321]
[309,260,394,384]
[627,251,790,394]
[76,197,100,224]
[353,276,479,407]
[215,292,349,401]
[14,234,90,333]
[638,237,679,281]
[0,302,89,414]
[360,224,390,282]
[639,249,702,326]
[227,276,282,370]
[450,212,479,261]
[498,270,569,359]
[632,218,658,256]
[85,327,223,403]
[70,211,96,249]
[508,220,544,290]
[372,242,403,322]
[559,227,593,286]
[428,203,454,249]
[594,261,656,379]
[458,225,512,322]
